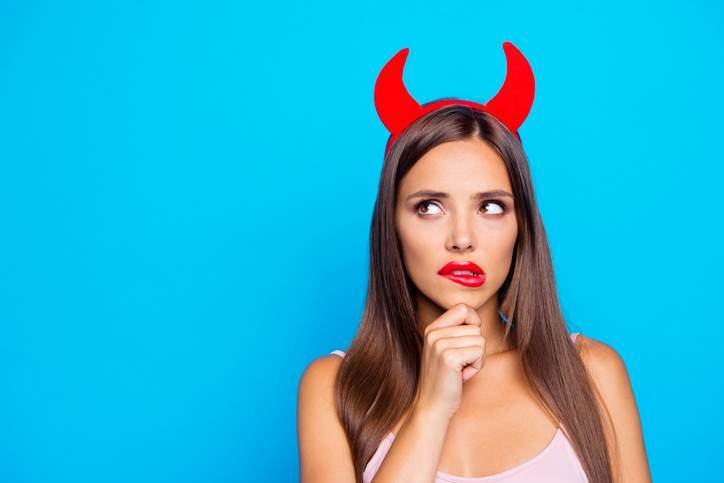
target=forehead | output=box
[399,138,511,192]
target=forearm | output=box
[371,405,450,483]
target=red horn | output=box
[373,48,422,138]
[373,42,535,153]
[483,41,535,135]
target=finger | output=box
[436,335,485,354]
[442,345,484,373]
[461,346,485,382]
[462,362,482,381]
[438,337,485,376]
[429,324,482,341]
[424,304,481,337]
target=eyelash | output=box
[414,199,509,217]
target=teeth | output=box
[450,270,477,276]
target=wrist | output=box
[411,401,453,426]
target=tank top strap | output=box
[570,332,580,343]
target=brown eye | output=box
[481,200,506,215]
[416,200,442,215]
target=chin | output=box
[423,286,488,310]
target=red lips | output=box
[437,261,486,288]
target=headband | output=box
[373,41,535,154]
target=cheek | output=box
[487,224,518,279]
[397,222,441,278]
[400,230,435,269]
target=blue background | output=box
[2,1,722,482]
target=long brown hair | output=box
[334,104,618,483]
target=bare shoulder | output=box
[574,333,633,417]
[575,334,653,482]
[575,334,625,374]
[297,354,345,413]
[297,354,355,482]
[299,353,344,389]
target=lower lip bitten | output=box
[440,273,486,287]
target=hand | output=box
[415,303,487,420]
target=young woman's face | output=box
[395,137,518,310]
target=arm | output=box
[297,354,452,483]
[371,404,450,483]
[297,355,356,482]
[577,335,653,483]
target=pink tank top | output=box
[329,332,589,483]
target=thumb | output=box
[461,360,482,382]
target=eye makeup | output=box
[414,198,509,216]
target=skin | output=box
[297,136,652,482]
[387,136,653,480]
[395,136,518,358]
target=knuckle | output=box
[431,337,444,354]
[425,330,436,346]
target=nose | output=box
[446,214,475,252]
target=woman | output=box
[297,42,651,483]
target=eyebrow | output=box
[405,189,515,202]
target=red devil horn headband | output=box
[374,41,535,154]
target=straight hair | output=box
[334,104,617,483]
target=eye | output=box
[481,200,507,215]
[415,199,443,215]
[415,199,509,217]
